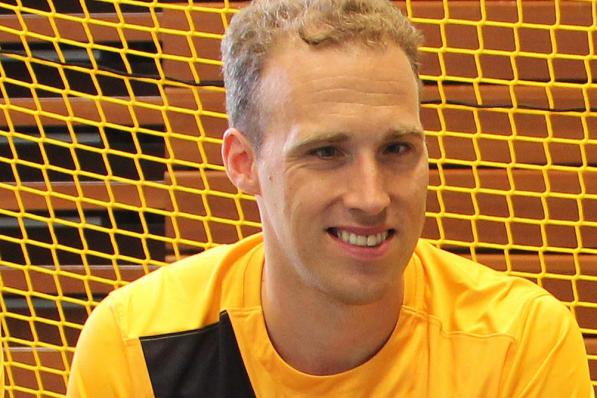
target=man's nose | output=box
[343,156,391,216]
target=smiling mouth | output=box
[327,228,395,248]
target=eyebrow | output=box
[286,127,424,156]
[286,132,351,157]
[384,127,425,141]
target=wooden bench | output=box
[1,0,595,395]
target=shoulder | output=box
[410,240,568,337]
[410,241,592,396]
[96,233,264,339]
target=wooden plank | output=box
[162,86,597,168]
[0,91,223,131]
[421,85,597,116]
[159,3,240,83]
[424,107,597,168]
[159,3,235,84]
[1,264,155,295]
[4,291,85,348]
[161,86,228,169]
[427,167,597,196]
[163,88,228,166]
[160,1,596,82]
[5,347,70,396]
[0,96,170,127]
[425,168,597,250]
[0,180,167,211]
[466,253,597,276]
[587,338,597,389]
[163,170,261,253]
[2,265,152,349]
[0,13,161,43]
[415,0,597,82]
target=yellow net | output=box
[0,0,594,395]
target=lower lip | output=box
[327,231,393,260]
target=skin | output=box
[222,39,428,375]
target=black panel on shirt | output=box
[140,311,256,398]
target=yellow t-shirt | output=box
[67,234,594,397]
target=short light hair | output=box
[221,0,423,151]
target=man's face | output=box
[254,41,428,305]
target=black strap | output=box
[140,311,256,398]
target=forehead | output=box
[258,41,421,137]
[264,40,416,93]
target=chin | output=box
[319,276,395,306]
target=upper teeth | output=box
[339,230,388,247]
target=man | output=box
[67,0,593,396]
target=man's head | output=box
[221,0,423,152]
[221,0,427,306]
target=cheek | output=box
[395,164,428,211]
[415,165,430,200]
[413,176,429,212]
[284,174,331,224]
[265,169,311,221]
[412,155,429,190]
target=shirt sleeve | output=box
[501,293,594,398]
[67,298,141,398]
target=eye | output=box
[309,146,343,159]
[384,142,410,155]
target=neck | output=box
[261,260,404,375]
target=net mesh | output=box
[0,0,595,395]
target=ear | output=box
[221,128,260,195]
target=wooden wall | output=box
[0,1,595,394]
